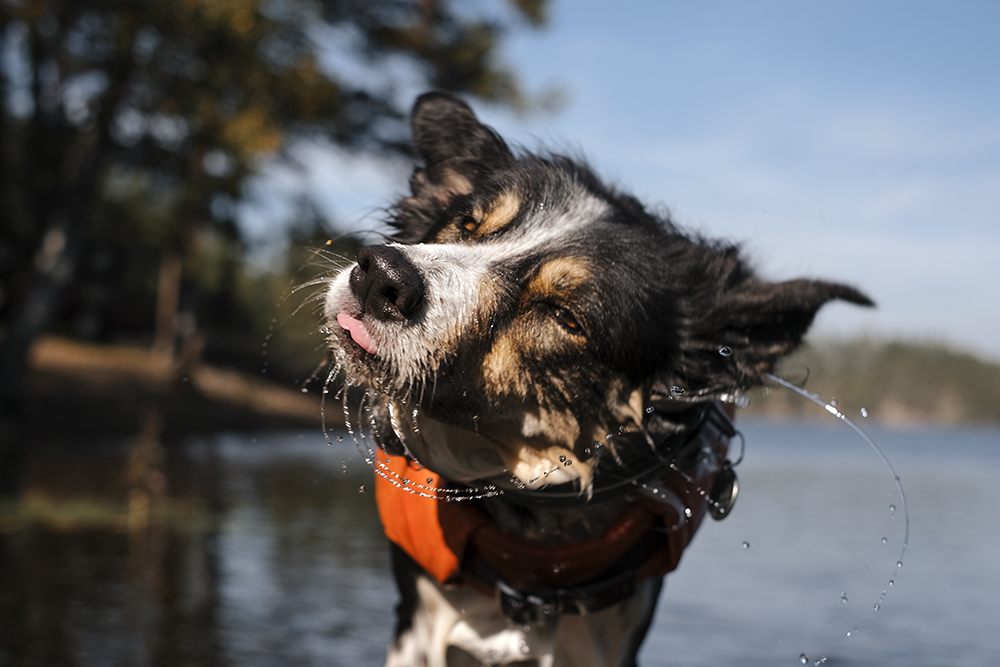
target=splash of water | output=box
[320,368,502,501]
[765,372,909,609]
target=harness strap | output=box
[373,403,735,617]
[374,452,489,583]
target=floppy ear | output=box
[393,93,515,242]
[656,266,874,405]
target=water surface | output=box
[1,419,997,666]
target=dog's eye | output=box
[457,214,480,234]
[552,306,584,334]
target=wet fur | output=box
[323,93,873,666]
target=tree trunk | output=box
[152,251,183,360]
[0,211,87,411]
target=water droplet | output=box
[584,448,591,455]
[829,398,838,407]
[742,541,750,549]
[888,579,894,587]
[860,407,869,418]
[873,603,880,612]
[426,477,434,484]
[300,387,309,393]
[519,640,529,655]
[358,485,366,493]
[684,507,692,518]
[881,536,888,544]
[896,560,903,569]
[719,345,733,357]
[840,591,848,604]
[645,406,655,414]
[669,385,685,396]
[889,504,896,516]
[337,435,343,442]
[559,455,567,462]
[563,460,572,466]
[800,655,809,665]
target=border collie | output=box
[323,92,872,667]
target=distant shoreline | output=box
[743,338,1000,425]
[4,336,997,449]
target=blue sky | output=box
[255,0,1000,362]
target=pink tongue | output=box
[336,312,378,355]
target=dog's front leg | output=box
[388,573,563,667]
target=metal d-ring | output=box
[730,429,745,467]
[707,459,739,520]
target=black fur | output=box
[324,92,874,667]
[392,92,872,434]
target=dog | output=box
[323,92,873,667]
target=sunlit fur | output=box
[322,92,873,667]
[323,94,871,493]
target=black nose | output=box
[349,246,426,321]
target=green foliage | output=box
[746,339,1000,424]
[0,0,550,399]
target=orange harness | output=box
[374,415,731,596]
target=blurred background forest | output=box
[1,0,998,452]
[0,0,553,443]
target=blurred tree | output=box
[0,0,549,411]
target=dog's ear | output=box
[657,266,874,404]
[393,93,515,242]
[708,276,872,363]
[410,92,512,169]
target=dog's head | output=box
[324,92,873,492]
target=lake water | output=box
[1,417,998,666]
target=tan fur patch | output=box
[403,168,473,216]
[429,190,521,243]
[523,257,593,304]
[609,385,646,432]
[471,191,522,238]
[481,257,594,399]
[482,337,528,398]
[506,443,594,489]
